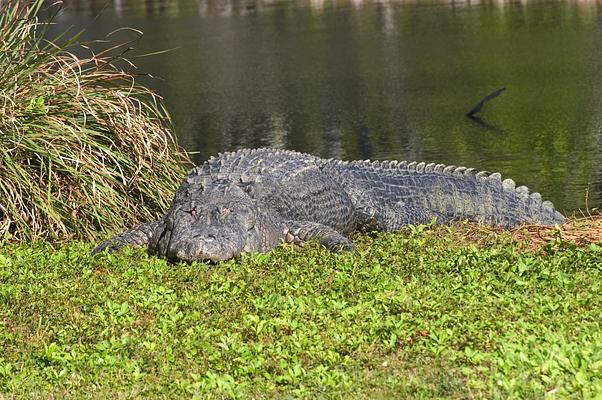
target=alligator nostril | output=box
[205,234,216,242]
[190,206,198,218]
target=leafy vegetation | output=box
[0,2,600,398]
[0,226,600,398]
[0,0,190,242]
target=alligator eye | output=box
[190,207,198,218]
[221,207,231,216]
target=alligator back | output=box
[192,148,564,228]
[323,159,565,228]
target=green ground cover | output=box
[0,228,600,398]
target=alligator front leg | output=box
[283,221,355,252]
[92,220,162,255]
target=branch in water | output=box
[466,87,506,117]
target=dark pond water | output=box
[50,0,602,212]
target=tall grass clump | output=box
[0,0,191,242]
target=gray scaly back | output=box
[320,156,564,228]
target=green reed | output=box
[0,0,191,242]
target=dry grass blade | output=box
[440,214,602,251]
[0,0,191,243]
[511,214,602,250]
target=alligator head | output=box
[148,182,282,263]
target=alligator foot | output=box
[92,220,161,255]
[283,221,355,252]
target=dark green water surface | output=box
[52,0,602,212]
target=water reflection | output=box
[56,0,602,19]
[55,0,602,22]
[50,0,602,211]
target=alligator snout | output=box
[163,224,246,263]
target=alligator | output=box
[93,148,565,262]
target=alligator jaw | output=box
[165,236,245,263]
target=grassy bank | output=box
[1,226,600,398]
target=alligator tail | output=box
[332,160,565,228]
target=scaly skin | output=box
[93,148,565,262]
